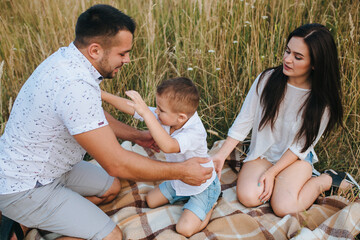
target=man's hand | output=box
[180,157,213,186]
[134,130,160,152]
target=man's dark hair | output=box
[74,4,136,47]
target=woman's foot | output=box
[323,169,360,197]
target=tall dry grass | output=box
[0,0,359,179]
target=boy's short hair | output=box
[156,77,199,116]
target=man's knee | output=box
[102,178,121,203]
[104,225,122,240]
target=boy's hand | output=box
[125,90,151,117]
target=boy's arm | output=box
[125,90,180,153]
[101,90,135,116]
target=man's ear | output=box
[87,43,103,60]
[178,113,188,124]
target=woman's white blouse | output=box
[228,72,329,164]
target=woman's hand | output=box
[211,154,226,179]
[258,169,276,203]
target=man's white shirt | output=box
[0,43,108,194]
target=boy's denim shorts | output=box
[159,176,221,221]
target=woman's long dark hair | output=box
[257,23,343,152]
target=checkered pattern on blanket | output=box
[25,141,360,240]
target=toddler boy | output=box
[101,77,220,237]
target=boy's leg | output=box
[176,205,216,238]
[146,181,188,208]
[145,186,169,208]
[176,177,221,237]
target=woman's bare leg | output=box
[270,160,331,217]
[236,158,273,207]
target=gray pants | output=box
[0,161,116,239]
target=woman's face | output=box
[283,37,312,84]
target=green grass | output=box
[0,0,359,191]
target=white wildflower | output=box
[208,50,215,53]
[216,68,221,71]
[187,67,193,71]
[233,40,238,44]
[262,16,268,19]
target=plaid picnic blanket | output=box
[25,141,360,240]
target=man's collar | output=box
[69,42,104,83]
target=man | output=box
[0,5,212,240]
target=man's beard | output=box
[98,55,120,79]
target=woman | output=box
[212,23,359,217]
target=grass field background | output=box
[0,0,359,183]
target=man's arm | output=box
[104,111,143,141]
[104,111,158,150]
[101,90,135,115]
[73,125,212,184]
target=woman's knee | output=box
[236,185,262,207]
[270,198,296,217]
